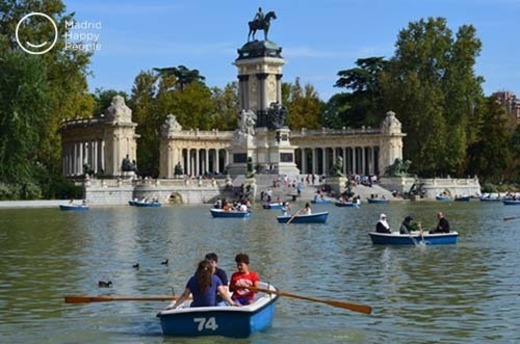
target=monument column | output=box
[229,10,299,177]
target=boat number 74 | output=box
[194,317,219,331]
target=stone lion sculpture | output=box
[330,156,345,177]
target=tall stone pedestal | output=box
[326,176,347,196]
[254,127,299,176]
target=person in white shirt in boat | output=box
[297,202,312,215]
[281,201,290,216]
[376,213,391,233]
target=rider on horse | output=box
[253,7,264,23]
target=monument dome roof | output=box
[236,40,283,60]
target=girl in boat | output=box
[167,260,236,309]
[297,202,312,215]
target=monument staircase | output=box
[230,174,399,205]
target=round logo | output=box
[15,12,58,55]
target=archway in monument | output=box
[169,192,184,204]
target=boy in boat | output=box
[205,252,229,306]
[229,253,260,305]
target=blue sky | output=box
[64,0,520,101]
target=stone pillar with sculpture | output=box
[102,96,139,178]
[159,114,183,178]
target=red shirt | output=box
[229,271,260,303]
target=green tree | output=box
[0,52,50,188]
[283,78,323,130]
[211,82,239,131]
[333,57,388,127]
[0,0,93,198]
[130,67,215,177]
[93,88,129,117]
[153,65,206,91]
[130,71,159,178]
[466,96,511,182]
[321,93,351,129]
[380,17,484,176]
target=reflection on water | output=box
[0,201,519,343]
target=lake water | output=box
[1,200,519,343]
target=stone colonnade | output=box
[294,145,379,176]
[159,127,233,178]
[60,96,139,178]
[158,112,404,178]
[62,138,105,176]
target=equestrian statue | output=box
[248,8,277,41]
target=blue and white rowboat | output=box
[310,198,332,204]
[503,199,520,205]
[262,203,283,209]
[129,200,161,207]
[368,231,459,245]
[277,211,329,224]
[59,204,89,211]
[436,195,453,201]
[210,209,251,218]
[367,198,389,204]
[157,282,278,338]
[334,201,357,207]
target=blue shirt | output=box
[186,275,223,307]
[215,267,228,285]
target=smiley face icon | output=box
[15,12,58,55]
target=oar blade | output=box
[249,287,372,315]
[324,299,372,314]
[503,216,520,221]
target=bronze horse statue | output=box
[248,11,277,41]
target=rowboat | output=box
[156,282,278,338]
[454,196,470,202]
[436,195,453,201]
[368,231,459,245]
[277,211,329,224]
[128,200,161,207]
[334,201,357,207]
[262,203,283,209]
[310,198,332,204]
[503,199,520,205]
[210,208,251,218]
[367,198,389,204]
[479,196,501,202]
[59,204,89,211]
